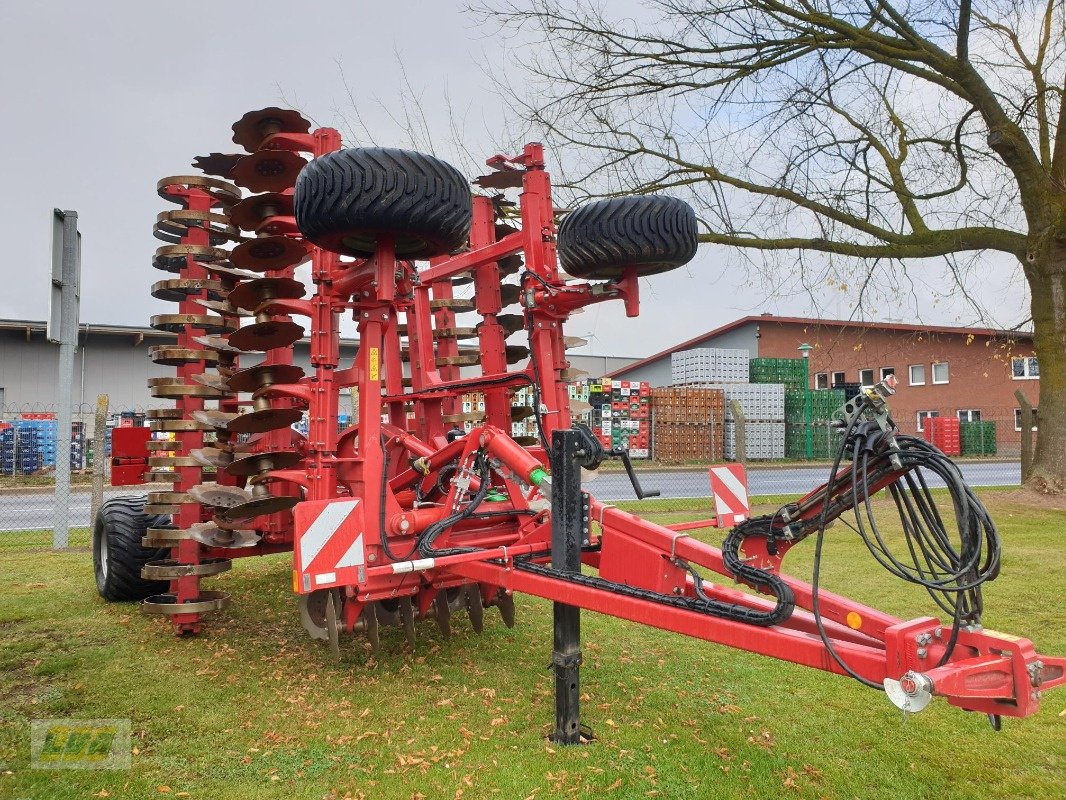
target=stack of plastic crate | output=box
[585,379,650,458]
[960,421,996,456]
[509,387,536,440]
[671,348,750,385]
[703,383,785,460]
[1,424,43,474]
[650,387,725,462]
[748,357,807,390]
[784,388,846,459]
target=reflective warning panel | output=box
[293,498,366,593]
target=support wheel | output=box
[93,497,170,602]
[294,147,472,259]
[556,195,698,279]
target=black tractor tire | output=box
[92,496,170,602]
[294,147,472,259]
[557,195,698,280]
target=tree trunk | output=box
[1026,223,1066,491]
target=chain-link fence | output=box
[0,400,1025,533]
[0,402,157,538]
[595,404,1025,511]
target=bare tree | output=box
[476,0,1066,488]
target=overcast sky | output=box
[0,1,1030,359]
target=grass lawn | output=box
[0,492,1063,799]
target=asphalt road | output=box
[0,461,1021,532]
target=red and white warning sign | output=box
[708,464,749,527]
[293,498,366,593]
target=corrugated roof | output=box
[604,314,1033,378]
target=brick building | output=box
[606,314,1039,453]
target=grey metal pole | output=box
[52,210,80,549]
[89,394,109,525]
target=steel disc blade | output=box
[326,591,341,661]
[215,494,299,522]
[188,482,250,508]
[187,521,259,548]
[192,152,245,178]
[496,590,516,628]
[229,192,295,232]
[433,593,452,640]
[363,603,380,654]
[224,449,303,477]
[190,409,239,430]
[230,235,309,273]
[230,150,307,193]
[228,320,305,352]
[226,276,306,311]
[465,585,484,634]
[399,597,416,649]
[226,407,304,435]
[226,363,305,393]
[190,447,233,469]
[231,107,311,151]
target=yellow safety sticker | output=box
[369,347,380,381]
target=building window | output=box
[832,371,845,387]
[814,372,829,390]
[1015,408,1038,431]
[1012,356,1039,380]
[880,367,895,382]
[917,410,939,432]
[909,364,926,385]
[858,368,874,386]
[932,362,949,384]
[957,409,981,423]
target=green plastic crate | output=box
[750,357,808,389]
[960,421,996,455]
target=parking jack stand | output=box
[550,429,587,744]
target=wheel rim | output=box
[98,527,108,579]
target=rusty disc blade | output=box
[229,151,307,193]
[225,363,305,393]
[157,175,241,207]
[497,254,523,276]
[193,334,243,354]
[480,313,525,337]
[190,447,234,469]
[150,313,233,335]
[511,405,535,422]
[189,372,229,392]
[228,320,305,351]
[451,271,473,287]
[226,407,304,435]
[154,210,240,246]
[231,107,311,151]
[564,336,589,349]
[187,522,260,548]
[442,411,485,424]
[433,327,478,340]
[229,192,295,232]
[188,482,251,508]
[226,277,306,312]
[197,298,250,317]
[514,436,539,446]
[150,277,225,303]
[216,494,300,522]
[191,152,246,178]
[506,345,530,365]
[429,298,475,312]
[149,346,219,367]
[499,284,523,306]
[474,169,524,190]
[190,409,239,430]
[230,235,309,272]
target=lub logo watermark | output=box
[30,719,131,770]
